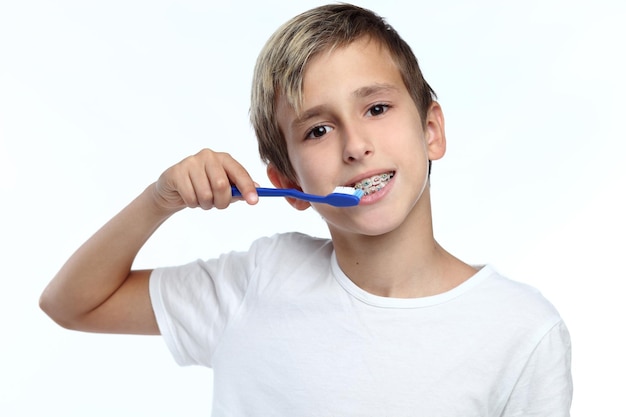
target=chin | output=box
[325,193,425,237]
[328,215,407,238]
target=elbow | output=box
[39,289,79,330]
[39,291,62,327]
[39,288,54,320]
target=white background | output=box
[1,0,624,415]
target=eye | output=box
[305,125,334,140]
[366,103,390,117]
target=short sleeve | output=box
[149,246,259,367]
[502,320,573,416]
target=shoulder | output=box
[253,231,332,251]
[248,232,333,265]
[467,265,565,339]
[151,232,332,288]
[476,266,559,310]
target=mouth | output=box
[351,171,395,196]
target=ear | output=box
[266,164,311,211]
[424,101,446,161]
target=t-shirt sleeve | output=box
[149,243,262,367]
[501,319,573,416]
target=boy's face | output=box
[271,37,446,237]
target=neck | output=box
[329,190,474,298]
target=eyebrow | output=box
[352,83,399,99]
[292,107,326,129]
[292,83,399,128]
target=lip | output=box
[358,173,395,204]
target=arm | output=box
[39,149,259,335]
[502,320,573,416]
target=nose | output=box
[342,123,374,163]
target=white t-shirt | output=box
[150,232,572,417]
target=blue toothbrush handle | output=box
[231,186,319,199]
[231,186,294,197]
[231,186,288,198]
[231,186,361,207]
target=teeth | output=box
[353,172,394,195]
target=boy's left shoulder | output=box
[469,265,563,323]
[454,265,568,358]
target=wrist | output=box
[142,183,183,219]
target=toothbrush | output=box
[231,185,363,207]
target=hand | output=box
[152,149,259,213]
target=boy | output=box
[40,3,572,416]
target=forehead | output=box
[308,37,396,75]
[276,38,408,132]
[301,38,403,107]
[280,37,400,108]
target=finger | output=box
[188,162,216,210]
[178,172,202,209]
[221,157,259,205]
[204,156,235,209]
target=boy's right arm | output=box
[39,149,259,335]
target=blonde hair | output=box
[250,3,436,182]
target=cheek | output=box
[287,147,318,187]
[393,126,428,159]
[289,148,336,192]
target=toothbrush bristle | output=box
[332,186,364,199]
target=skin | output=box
[271,37,475,297]
[39,151,259,334]
[39,36,475,335]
